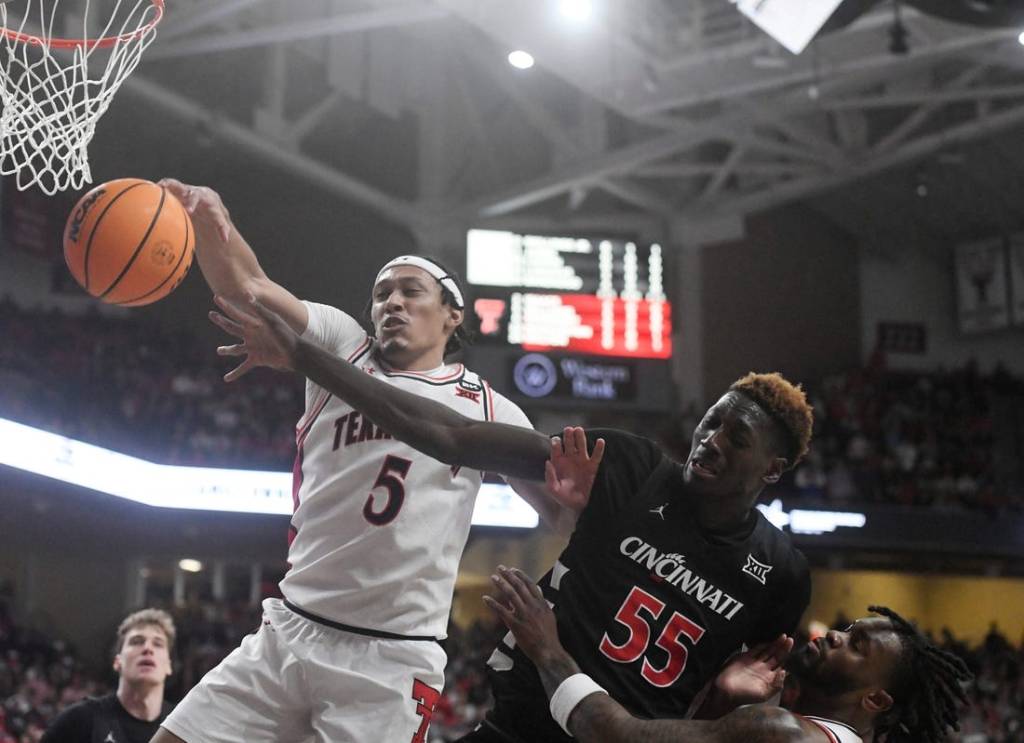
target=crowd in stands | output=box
[0,297,301,470]
[3,297,1024,512]
[1,581,1021,742]
[781,360,1024,514]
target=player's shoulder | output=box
[588,428,666,466]
[463,368,532,427]
[42,695,108,740]
[751,512,810,582]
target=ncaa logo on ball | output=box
[67,188,106,243]
[513,353,557,398]
[150,240,177,266]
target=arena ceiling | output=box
[68,1,1024,244]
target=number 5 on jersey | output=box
[599,586,706,688]
[364,455,413,525]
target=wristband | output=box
[550,673,607,737]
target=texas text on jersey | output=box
[484,429,811,742]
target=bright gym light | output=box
[1019,29,1024,46]
[559,0,593,22]
[178,559,203,573]
[508,50,535,69]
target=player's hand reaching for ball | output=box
[209,294,299,382]
[484,566,565,665]
[158,178,232,243]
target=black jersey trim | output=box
[283,600,440,643]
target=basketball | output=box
[63,178,194,306]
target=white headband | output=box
[375,255,465,308]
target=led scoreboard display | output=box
[467,229,672,360]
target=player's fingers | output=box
[216,343,246,357]
[766,635,792,665]
[492,570,529,616]
[208,310,245,338]
[508,567,545,601]
[157,178,186,197]
[246,294,281,326]
[572,427,587,457]
[562,427,577,455]
[590,437,606,465]
[549,436,564,460]
[482,595,515,626]
[223,359,253,383]
[772,669,787,690]
[214,294,259,326]
[499,566,533,604]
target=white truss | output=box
[106,0,1024,237]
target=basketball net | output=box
[0,0,163,195]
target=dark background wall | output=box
[700,205,862,396]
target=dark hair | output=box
[868,605,972,743]
[363,254,475,358]
[729,372,814,467]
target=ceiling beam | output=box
[636,29,1016,116]
[636,162,821,178]
[159,0,268,41]
[123,75,421,228]
[824,83,1024,110]
[598,178,675,216]
[148,4,449,59]
[699,144,746,202]
[872,64,989,154]
[688,99,1024,221]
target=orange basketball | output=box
[63,178,194,306]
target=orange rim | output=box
[0,0,163,49]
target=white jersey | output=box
[279,302,532,639]
[802,716,862,743]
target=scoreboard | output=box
[466,229,672,360]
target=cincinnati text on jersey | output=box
[620,537,745,620]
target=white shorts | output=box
[162,598,447,743]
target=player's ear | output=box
[446,304,464,332]
[862,688,894,713]
[112,653,122,674]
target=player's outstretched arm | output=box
[485,567,811,743]
[159,178,308,333]
[210,295,551,481]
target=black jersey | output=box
[485,429,810,742]
[40,693,172,743]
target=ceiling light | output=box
[559,0,592,22]
[178,559,203,573]
[508,50,535,69]
[1018,29,1024,45]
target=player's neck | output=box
[376,346,447,372]
[690,493,755,534]
[790,695,869,739]
[116,680,164,722]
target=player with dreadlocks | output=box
[867,606,972,743]
[485,564,973,743]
